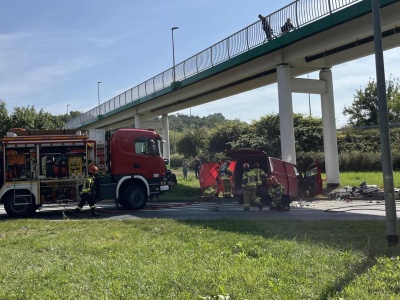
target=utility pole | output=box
[371,0,398,247]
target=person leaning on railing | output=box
[281,18,295,34]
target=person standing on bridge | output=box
[258,14,273,41]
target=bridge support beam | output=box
[162,115,170,161]
[319,68,340,185]
[277,64,296,164]
[276,65,340,186]
[134,114,142,128]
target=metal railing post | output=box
[210,47,213,67]
[227,39,230,59]
[246,26,249,50]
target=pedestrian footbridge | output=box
[66,0,400,186]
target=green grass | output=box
[0,219,399,299]
[2,171,400,299]
[338,171,400,188]
[164,170,203,199]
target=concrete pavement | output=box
[0,198,399,221]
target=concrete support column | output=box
[161,114,170,161]
[134,114,142,129]
[277,64,296,164]
[319,68,340,185]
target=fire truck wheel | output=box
[4,194,36,218]
[122,186,147,209]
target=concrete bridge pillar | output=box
[277,64,296,164]
[134,114,142,128]
[162,115,170,161]
[319,68,340,185]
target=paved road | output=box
[1,198,399,221]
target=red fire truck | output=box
[0,128,170,217]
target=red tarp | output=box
[199,161,236,192]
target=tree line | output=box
[0,101,82,138]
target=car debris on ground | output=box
[325,181,400,200]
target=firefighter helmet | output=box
[89,164,99,174]
[243,163,250,169]
[253,162,260,168]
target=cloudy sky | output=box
[1,0,399,128]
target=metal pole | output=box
[66,104,70,121]
[371,0,399,247]
[97,81,102,115]
[171,27,179,82]
[308,73,311,117]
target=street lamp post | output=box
[65,104,70,129]
[97,81,102,115]
[66,104,70,121]
[171,27,179,82]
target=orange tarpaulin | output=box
[199,161,236,192]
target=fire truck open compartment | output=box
[3,134,89,182]
[0,130,90,217]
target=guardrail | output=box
[66,0,361,129]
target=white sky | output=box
[0,0,399,128]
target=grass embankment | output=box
[1,171,399,299]
[1,219,399,299]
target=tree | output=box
[9,106,37,130]
[176,127,209,157]
[231,113,324,158]
[343,77,400,127]
[234,113,282,157]
[6,105,81,131]
[168,113,226,132]
[36,109,55,129]
[207,120,249,153]
[0,100,10,137]
[293,114,323,152]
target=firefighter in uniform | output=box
[214,164,224,198]
[219,160,233,198]
[74,161,99,217]
[242,163,263,211]
[269,177,285,210]
[252,162,266,201]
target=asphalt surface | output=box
[1,197,399,221]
